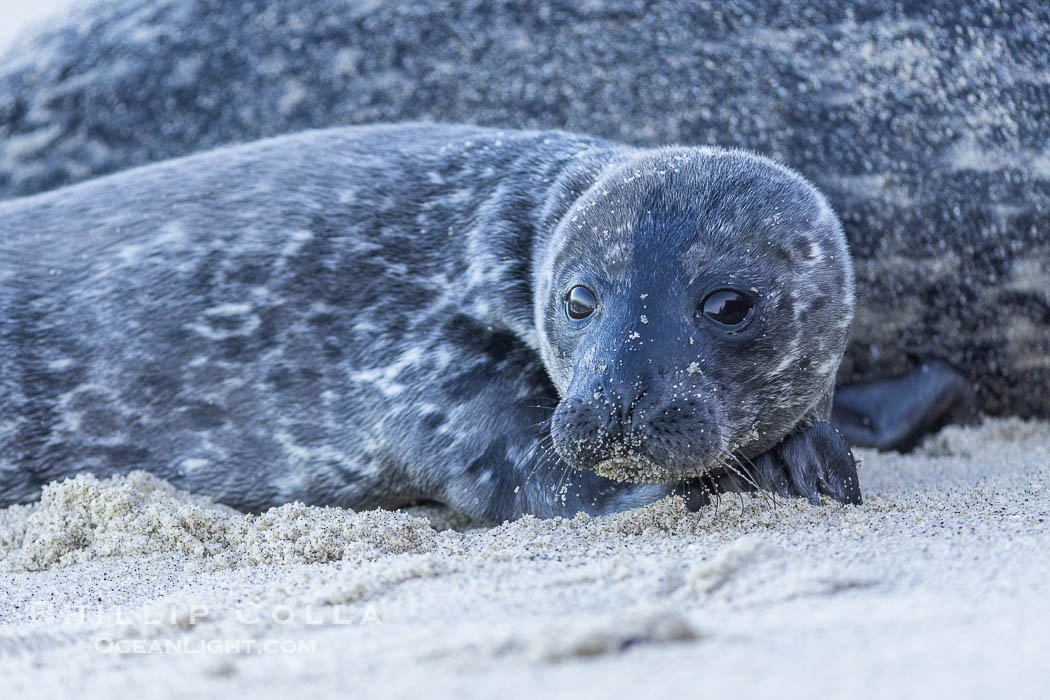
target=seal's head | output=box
[536,147,854,482]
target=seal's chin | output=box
[589,454,714,484]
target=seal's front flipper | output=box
[754,422,861,505]
[831,361,971,452]
[700,422,861,506]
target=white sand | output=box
[1,417,1049,699]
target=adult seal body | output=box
[0,124,860,520]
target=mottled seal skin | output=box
[0,0,1047,424]
[0,124,859,518]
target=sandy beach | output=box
[1,417,1047,699]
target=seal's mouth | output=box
[590,454,706,483]
[551,387,733,484]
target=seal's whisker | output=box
[685,463,709,511]
[716,458,750,514]
[513,434,553,483]
[521,435,558,487]
[534,448,562,490]
[726,451,774,508]
[553,458,578,496]
[716,453,760,493]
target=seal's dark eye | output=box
[566,285,597,321]
[700,289,753,328]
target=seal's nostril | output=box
[623,386,648,432]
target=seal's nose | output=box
[594,374,651,446]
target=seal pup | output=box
[0,124,860,520]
